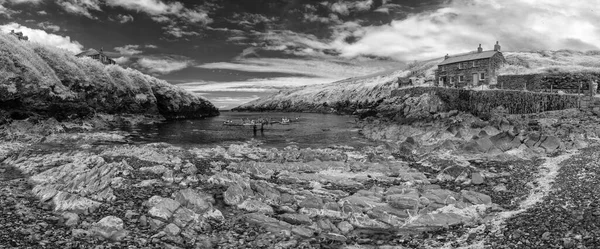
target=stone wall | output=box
[497,72,600,93]
[390,87,581,116]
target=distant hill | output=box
[234,50,600,113]
[0,32,218,120]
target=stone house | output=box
[75,48,116,65]
[436,42,505,88]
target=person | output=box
[591,77,598,97]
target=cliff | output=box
[0,33,218,121]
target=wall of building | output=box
[497,72,600,93]
[391,87,581,116]
[436,53,505,88]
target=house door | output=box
[472,73,479,86]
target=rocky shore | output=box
[2,92,600,248]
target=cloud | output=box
[114,44,142,55]
[113,56,130,64]
[145,44,158,48]
[8,0,42,4]
[56,0,102,19]
[0,22,83,53]
[105,0,212,25]
[37,22,61,32]
[134,55,193,75]
[37,10,47,15]
[114,14,134,23]
[328,0,600,61]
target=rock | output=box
[461,190,492,205]
[243,213,292,235]
[163,223,181,236]
[139,215,148,226]
[291,226,315,238]
[61,212,79,227]
[298,196,324,209]
[238,199,274,214]
[386,194,420,209]
[420,189,459,205]
[172,188,213,213]
[89,216,128,241]
[408,213,467,228]
[471,172,484,185]
[490,132,521,152]
[124,210,138,220]
[148,197,181,220]
[172,207,198,228]
[279,213,312,225]
[149,218,165,231]
[224,184,246,206]
[71,228,89,238]
[317,219,340,233]
[539,136,561,153]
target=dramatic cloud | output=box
[56,0,102,19]
[114,44,142,55]
[328,0,600,61]
[37,22,61,32]
[105,0,212,25]
[134,55,193,75]
[0,22,83,53]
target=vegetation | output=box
[0,32,217,120]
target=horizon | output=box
[1,0,598,109]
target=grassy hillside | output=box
[235,50,600,113]
[0,33,218,120]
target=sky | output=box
[0,0,599,109]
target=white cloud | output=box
[37,22,61,32]
[113,56,130,64]
[105,0,212,25]
[114,44,142,55]
[145,44,158,48]
[115,14,134,23]
[192,55,401,92]
[57,0,102,19]
[329,0,600,61]
[8,0,42,4]
[135,55,192,74]
[0,22,83,53]
[37,10,47,15]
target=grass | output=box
[0,32,216,118]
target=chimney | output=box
[477,44,483,53]
[444,54,449,60]
[494,41,501,51]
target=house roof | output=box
[75,48,101,57]
[438,50,499,66]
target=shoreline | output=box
[1,105,597,248]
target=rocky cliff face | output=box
[0,33,218,121]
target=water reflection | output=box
[122,112,374,149]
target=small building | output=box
[436,42,505,88]
[9,30,28,41]
[75,48,116,65]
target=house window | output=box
[480,72,485,80]
[459,75,465,82]
[441,65,445,71]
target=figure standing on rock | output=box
[590,76,598,97]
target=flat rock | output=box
[471,172,484,185]
[148,197,181,220]
[279,213,312,225]
[89,216,128,241]
[238,199,274,214]
[461,190,492,205]
[172,188,213,213]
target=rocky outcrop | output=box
[0,33,218,121]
